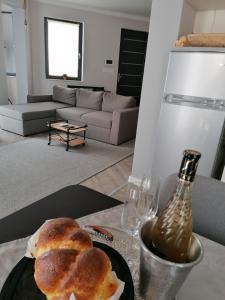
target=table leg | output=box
[83,130,86,146]
[48,122,51,145]
[66,129,70,151]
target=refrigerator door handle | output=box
[164,94,225,110]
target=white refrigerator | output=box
[153,49,225,182]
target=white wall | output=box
[29,1,149,95]
[2,12,16,74]
[131,0,184,181]
[194,9,225,33]
[26,0,33,95]
[6,75,17,104]
[0,9,8,105]
[222,167,225,182]
[12,8,29,103]
[179,1,196,36]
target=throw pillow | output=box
[102,92,136,112]
[53,85,76,106]
[76,89,103,110]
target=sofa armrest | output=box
[27,95,53,103]
[110,107,139,145]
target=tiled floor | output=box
[80,155,132,202]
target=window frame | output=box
[44,17,83,81]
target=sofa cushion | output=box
[53,85,76,106]
[102,92,136,113]
[0,102,70,121]
[56,107,96,122]
[76,89,103,110]
[81,111,112,129]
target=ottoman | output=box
[0,102,71,136]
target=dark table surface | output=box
[0,185,121,244]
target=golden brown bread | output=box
[34,249,79,296]
[35,218,92,257]
[175,33,225,48]
[34,218,119,300]
[35,247,118,300]
[187,33,225,47]
[174,36,190,47]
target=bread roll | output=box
[35,218,92,257]
[35,247,118,300]
[175,36,190,47]
[188,33,225,47]
[34,249,79,298]
[34,218,119,300]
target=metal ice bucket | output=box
[139,219,204,300]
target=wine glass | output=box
[121,177,160,236]
[121,183,141,237]
[138,175,160,222]
[121,183,141,270]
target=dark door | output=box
[117,29,148,106]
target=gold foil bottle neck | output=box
[179,149,201,182]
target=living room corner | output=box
[0,0,149,218]
[1,0,225,299]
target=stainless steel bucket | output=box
[139,220,204,300]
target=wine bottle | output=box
[151,149,201,263]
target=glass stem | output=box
[130,231,134,250]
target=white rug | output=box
[0,137,133,218]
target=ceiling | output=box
[188,0,225,11]
[3,0,225,18]
[37,0,225,17]
[37,0,152,18]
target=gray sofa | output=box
[0,86,139,145]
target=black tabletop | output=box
[0,185,121,244]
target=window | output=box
[44,17,83,80]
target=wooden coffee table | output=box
[47,120,87,151]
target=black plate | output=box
[0,241,134,300]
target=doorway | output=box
[1,2,29,104]
[117,28,148,106]
[2,8,17,104]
